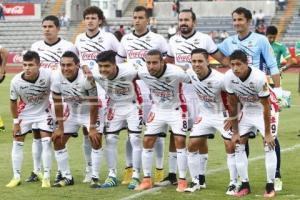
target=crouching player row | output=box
[6,51,103,188]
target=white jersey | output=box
[224,67,270,113]
[92,62,142,106]
[51,69,97,115]
[117,30,168,65]
[138,63,189,109]
[186,68,226,114]
[74,29,120,70]
[168,31,218,68]
[31,38,76,70]
[10,68,51,120]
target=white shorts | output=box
[105,103,143,134]
[145,107,188,136]
[18,115,53,136]
[238,111,276,138]
[183,84,200,129]
[190,112,232,140]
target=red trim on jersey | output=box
[133,77,143,105]
[178,82,187,118]
[17,99,26,114]
[221,91,229,111]
[269,88,280,112]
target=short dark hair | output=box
[191,48,209,60]
[266,25,278,35]
[146,49,163,60]
[23,51,40,64]
[229,50,248,64]
[232,7,252,20]
[96,50,117,64]
[61,51,80,65]
[83,6,106,26]
[179,9,196,21]
[42,15,60,27]
[133,6,149,18]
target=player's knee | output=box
[106,134,118,148]
[143,135,156,148]
[174,135,186,149]
[129,133,142,149]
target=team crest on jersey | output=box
[120,77,126,82]
[249,82,255,89]
[98,37,104,43]
[165,77,171,83]
[145,36,151,42]
[57,48,63,54]
[207,81,212,88]
[194,39,200,45]
[39,79,46,86]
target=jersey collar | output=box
[238,31,252,41]
[109,65,119,80]
[198,67,212,81]
[21,71,40,84]
[86,30,100,39]
[181,30,196,40]
[133,29,149,38]
[239,67,252,82]
[44,38,61,46]
[155,64,167,79]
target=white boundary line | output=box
[120,144,300,200]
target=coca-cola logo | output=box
[175,54,191,63]
[41,62,59,70]
[128,50,148,59]
[3,3,35,16]
[4,6,25,15]
[13,54,23,63]
[81,52,99,60]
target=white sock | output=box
[265,146,277,183]
[177,148,187,179]
[235,144,249,182]
[154,136,165,169]
[106,134,118,178]
[142,148,154,177]
[83,135,92,173]
[54,148,72,179]
[91,148,102,179]
[41,137,52,179]
[129,134,142,179]
[227,153,238,184]
[125,137,133,168]
[168,152,177,174]
[32,138,42,174]
[199,153,208,175]
[12,141,24,179]
[188,151,200,180]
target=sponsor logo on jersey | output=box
[197,94,216,102]
[41,62,59,70]
[238,95,259,102]
[128,50,148,59]
[175,53,191,63]
[81,52,99,60]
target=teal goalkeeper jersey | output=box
[271,41,291,68]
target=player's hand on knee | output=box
[231,133,240,144]
[264,134,275,150]
[52,127,63,142]
[89,127,100,146]
[13,124,21,137]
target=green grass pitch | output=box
[0,73,299,200]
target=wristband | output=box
[13,118,19,124]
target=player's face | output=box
[98,61,117,79]
[42,20,59,40]
[133,11,149,33]
[146,54,164,77]
[230,59,249,78]
[60,57,79,80]
[191,53,209,77]
[232,13,251,33]
[178,12,195,35]
[23,60,40,79]
[84,14,102,31]
[267,34,276,44]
